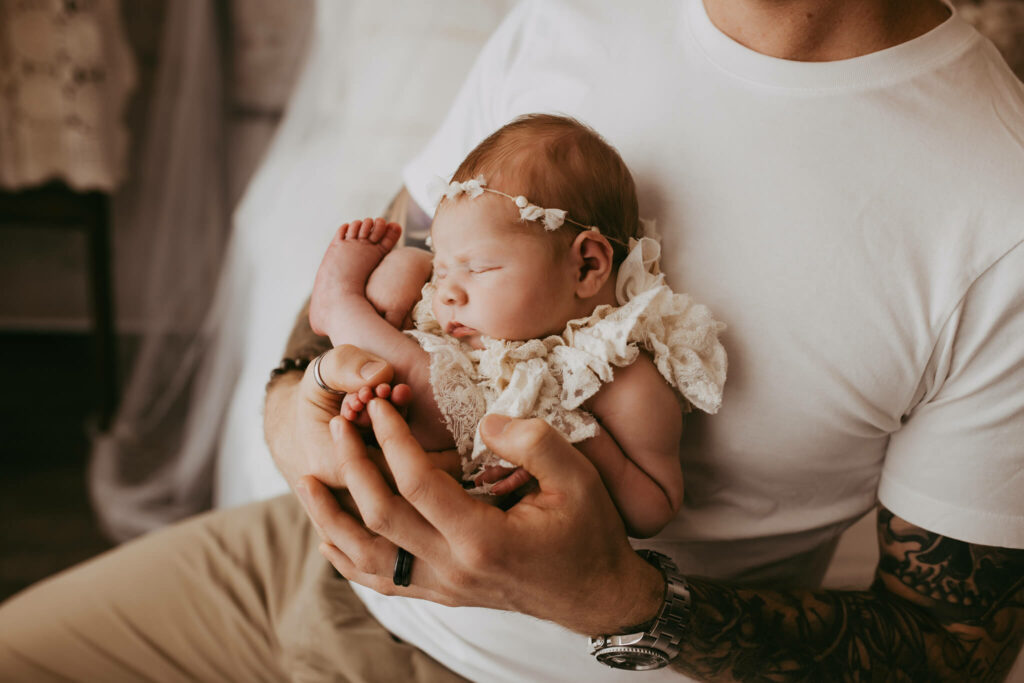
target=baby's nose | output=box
[440,282,467,306]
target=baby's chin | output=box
[462,334,485,350]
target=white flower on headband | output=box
[444,175,487,200]
[517,201,566,231]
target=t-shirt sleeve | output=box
[879,240,1024,549]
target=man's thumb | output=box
[478,415,593,490]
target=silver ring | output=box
[312,351,345,395]
[393,547,413,587]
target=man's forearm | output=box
[669,510,1023,681]
[676,580,971,680]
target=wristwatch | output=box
[589,549,691,670]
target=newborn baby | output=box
[310,114,726,537]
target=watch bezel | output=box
[593,644,670,671]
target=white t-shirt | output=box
[355,2,1024,681]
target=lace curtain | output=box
[0,0,136,191]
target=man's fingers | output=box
[368,399,495,533]
[333,413,449,560]
[319,542,460,607]
[294,475,369,547]
[478,415,598,496]
[306,345,393,399]
[297,476,408,581]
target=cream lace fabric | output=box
[408,236,728,482]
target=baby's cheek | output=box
[430,294,444,322]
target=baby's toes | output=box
[379,222,403,251]
[390,383,413,407]
[357,386,375,403]
[336,222,355,241]
[373,383,392,399]
[344,393,364,413]
[357,218,374,239]
[367,218,387,243]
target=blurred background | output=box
[1,0,1022,606]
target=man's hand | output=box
[265,344,392,489]
[296,399,665,636]
[264,345,459,515]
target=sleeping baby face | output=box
[430,194,581,349]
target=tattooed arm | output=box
[671,507,1024,681]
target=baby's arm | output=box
[579,353,684,538]
[309,219,450,450]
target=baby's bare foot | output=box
[341,382,412,428]
[325,218,402,296]
[310,218,402,337]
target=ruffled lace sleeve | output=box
[561,237,727,414]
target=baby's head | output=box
[429,114,642,348]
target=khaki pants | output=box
[0,495,467,683]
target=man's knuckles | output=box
[358,502,394,538]
[452,531,505,575]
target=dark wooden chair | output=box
[0,181,118,430]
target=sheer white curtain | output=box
[90,0,515,540]
[89,0,230,541]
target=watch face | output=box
[595,646,670,671]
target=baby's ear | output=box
[571,231,614,298]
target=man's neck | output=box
[702,0,951,61]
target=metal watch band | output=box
[641,549,691,658]
[589,549,691,670]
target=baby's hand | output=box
[342,382,413,428]
[474,465,535,497]
[366,247,433,329]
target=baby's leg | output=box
[309,218,403,342]
[341,382,413,428]
[309,219,453,453]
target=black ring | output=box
[392,547,413,587]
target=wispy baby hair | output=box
[448,113,641,264]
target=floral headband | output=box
[432,174,600,234]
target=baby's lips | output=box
[448,323,481,340]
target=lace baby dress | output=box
[407,236,728,485]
